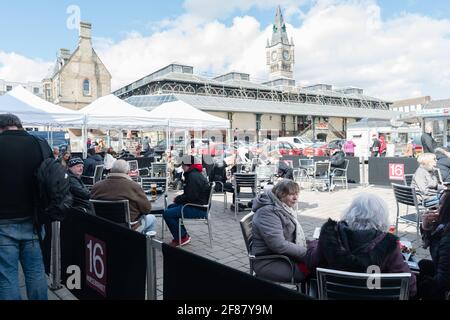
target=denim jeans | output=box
[163,204,207,240]
[0,218,48,300]
[136,214,157,234]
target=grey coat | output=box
[251,192,307,283]
[412,166,439,197]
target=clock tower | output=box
[266,6,295,80]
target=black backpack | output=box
[33,137,72,225]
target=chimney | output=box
[79,21,92,41]
[59,48,71,62]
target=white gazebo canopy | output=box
[78,94,167,129]
[6,86,84,126]
[146,100,230,129]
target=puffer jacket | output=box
[436,151,450,183]
[412,166,440,197]
[251,192,307,283]
[311,219,417,297]
[175,166,210,208]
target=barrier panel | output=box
[282,156,361,184]
[161,242,311,300]
[368,157,418,186]
[60,211,147,300]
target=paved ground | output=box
[24,182,427,300]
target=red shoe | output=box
[179,235,191,246]
[170,239,179,247]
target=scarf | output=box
[268,191,307,247]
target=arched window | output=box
[83,79,90,96]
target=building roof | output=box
[424,99,450,109]
[391,96,431,108]
[126,94,397,120]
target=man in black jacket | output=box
[67,158,93,214]
[422,124,438,154]
[163,155,211,246]
[0,114,50,300]
[83,147,103,177]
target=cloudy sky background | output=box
[1,0,449,101]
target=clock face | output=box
[271,51,278,62]
[283,50,290,61]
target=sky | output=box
[1,0,450,101]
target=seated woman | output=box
[417,190,450,299]
[313,193,417,298]
[251,180,308,283]
[412,153,445,207]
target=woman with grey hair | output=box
[251,179,309,283]
[313,193,417,297]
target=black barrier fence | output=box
[60,211,147,300]
[368,157,419,187]
[282,156,361,184]
[161,242,311,300]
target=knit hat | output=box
[68,157,84,168]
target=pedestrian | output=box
[0,114,50,300]
[379,134,387,157]
[142,136,150,153]
[370,134,380,157]
[405,138,415,158]
[421,124,438,154]
[343,139,356,157]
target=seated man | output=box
[90,160,156,234]
[67,158,94,214]
[163,155,211,246]
[83,147,103,177]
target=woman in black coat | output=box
[418,190,450,299]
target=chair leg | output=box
[224,192,227,210]
[178,220,182,245]
[161,218,165,240]
[207,220,213,248]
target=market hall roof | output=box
[113,64,391,110]
[126,93,398,120]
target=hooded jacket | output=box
[421,132,437,154]
[313,219,416,297]
[174,166,210,208]
[251,192,307,283]
[436,151,450,183]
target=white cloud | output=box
[0,51,52,83]
[1,0,450,101]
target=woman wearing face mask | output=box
[412,153,446,208]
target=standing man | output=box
[370,134,380,157]
[421,124,438,154]
[0,114,50,300]
[379,134,387,157]
[53,146,60,160]
[142,136,150,153]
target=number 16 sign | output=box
[389,163,405,181]
[85,235,107,297]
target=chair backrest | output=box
[240,212,254,255]
[255,165,276,181]
[94,165,105,183]
[234,173,257,190]
[127,160,139,177]
[342,159,350,171]
[403,174,414,186]
[299,159,314,168]
[90,199,131,228]
[315,162,331,176]
[435,168,444,185]
[392,183,420,208]
[141,177,167,194]
[151,163,167,177]
[316,268,411,300]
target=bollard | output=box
[146,231,157,300]
[360,157,366,187]
[50,221,62,290]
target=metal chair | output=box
[81,165,104,190]
[151,162,168,178]
[240,212,303,292]
[233,173,257,220]
[141,177,168,239]
[316,268,411,300]
[179,182,215,247]
[312,162,331,192]
[255,165,276,193]
[392,183,426,237]
[212,181,227,210]
[403,174,414,186]
[331,159,349,190]
[90,199,138,230]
